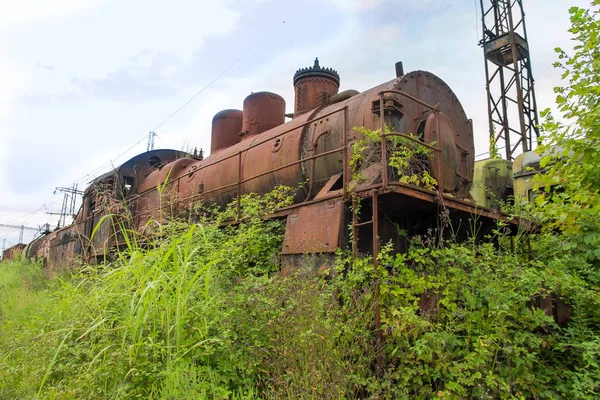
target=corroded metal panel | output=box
[424,112,462,194]
[1,244,25,261]
[281,199,344,254]
[471,158,513,209]
[293,58,340,116]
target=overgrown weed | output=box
[2,193,600,399]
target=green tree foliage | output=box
[535,1,600,269]
[350,125,437,190]
[361,235,600,399]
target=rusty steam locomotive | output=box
[24,59,512,272]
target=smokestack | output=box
[293,57,340,117]
[395,61,404,77]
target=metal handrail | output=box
[116,87,449,223]
[87,87,451,234]
[131,106,348,201]
[378,89,440,112]
[371,89,445,371]
[382,132,441,152]
[131,144,347,221]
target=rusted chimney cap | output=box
[293,57,340,86]
[212,109,243,120]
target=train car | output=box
[27,59,517,271]
[512,146,569,204]
[513,150,544,202]
[25,150,189,272]
[470,158,513,210]
[1,243,26,262]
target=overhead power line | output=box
[149,42,263,133]
[0,223,44,243]
[47,185,84,229]
[1,195,59,225]
[73,21,286,187]
[11,19,289,228]
[475,146,507,159]
[73,134,148,185]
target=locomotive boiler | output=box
[25,59,514,271]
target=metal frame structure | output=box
[480,0,539,160]
[147,131,157,151]
[0,223,40,244]
[47,185,84,228]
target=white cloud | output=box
[327,0,439,12]
[0,64,27,121]
[0,0,100,26]
[328,0,385,12]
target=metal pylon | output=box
[480,0,540,160]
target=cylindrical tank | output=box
[211,109,242,153]
[241,92,285,138]
[471,158,513,209]
[138,68,475,210]
[293,58,340,116]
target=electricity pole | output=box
[0,224,40,243]
[147,131,156,151]
[47,184,84,228]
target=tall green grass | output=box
[0,215,267,398]
[0,188,369,398]
[2,189,599,398]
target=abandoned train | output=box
[21,59,519,271]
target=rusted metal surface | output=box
[293,58,340,116]
[378,74,474,198]
[371,190,383,375]
[130,68,475,222]
[379,95,388,187]
[281,199,344,254]
[327,89,358,105]
[1,243,26,261]
[135,157,197,230]
[27,149,188,268]
[135,105,349,218]
[241,92,285,138]
[211,109,242,153]
[29,59,527,299]
[48,224,85,268]
[423,112,464,194]
[313,173,343,200]
[383,132,439,152]
[534,293,571,325]
[352,197,359,258]
[23,59,544,360]
[294,70,474,199]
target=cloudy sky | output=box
[0,0,589,247]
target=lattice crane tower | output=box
[480,0,540,160]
